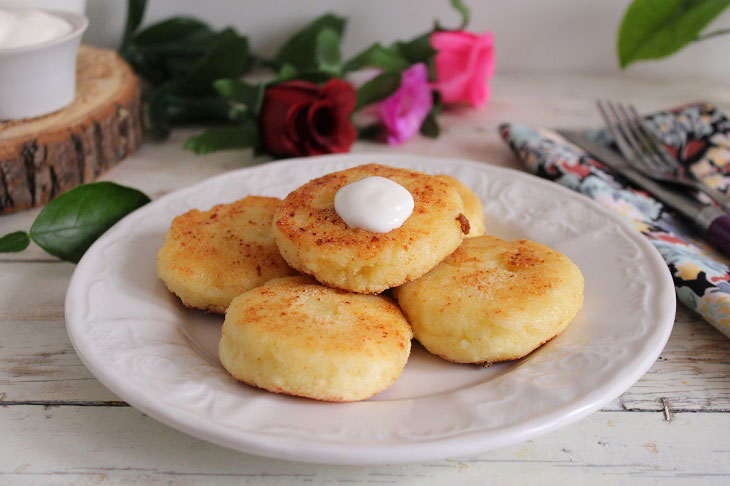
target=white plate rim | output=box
[65,153,676,464]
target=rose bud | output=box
[259,78,357,157]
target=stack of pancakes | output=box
[157,164,584,402]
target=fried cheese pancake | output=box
[394,235,584,364]
[157,196,297,313]
[436,175,486,238]
[219,276,413,402]
[272,164,468,294]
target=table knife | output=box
[557,130,730,256]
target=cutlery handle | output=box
[707,215,730,256]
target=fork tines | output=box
[596,100,681,177]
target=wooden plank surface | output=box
[1,406,729,484]
[1,73,730,482]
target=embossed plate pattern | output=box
[65,154,675,464]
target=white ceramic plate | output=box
[65,154,676,465]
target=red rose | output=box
[259,78,357,157]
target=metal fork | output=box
[596,100,730,212]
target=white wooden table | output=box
[2,73,730,484]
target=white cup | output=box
[0,1,87,14]
[0,9,89,120]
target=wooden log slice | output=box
[0,45,143,214]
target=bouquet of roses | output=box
[0,0,496,262]
[122,0,495,158]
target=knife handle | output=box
[707,214,730,256]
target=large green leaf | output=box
[29,183,150,263]
[272,13,346,70]
[184,124,260,155]
[618,0,730,68]
[0,231,30,253]
[355,72,401,111]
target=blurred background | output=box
[77,0,730,78]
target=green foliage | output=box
[355,72,402,111]
[315,27,343,75]
[271,14,346,72]
[121,14,253,135]
[450,0,470,30]
[618,0,730,68]
[22,183,150,263]
[390,33,437,65]
[184,125,260,155]
[344,43,411,73]
[420,92,442,138]
[119,0,474,152]
[214,79,266,114]
[123,0,147,44]
[0,231,30,253]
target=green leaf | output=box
[184,124,259,155]
[122,16,253,135]
[420,91,442,138]
[357,124,382,140]
[146,88,233,137]
[344,43,411,72]
[450,0,470,29]
[139,26,253,135]
[29,183,150,263]
[214,79,267,114]
[391,32,436,64]
[419,111,440,138]
[618,0,730,68]
[0,231,30,253]
[173,28,252,96]
[315,27,342,75]
[129,16,210,46]
[272,13,346,70]
[123,0,147,44]
[355,72,401,111]
[277,63,299,81]
[275,68,336,84]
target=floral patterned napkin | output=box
[499,102,730,339]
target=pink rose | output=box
[379,63,433,145]
[430,31,495,109]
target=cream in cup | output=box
[0,8,88,120]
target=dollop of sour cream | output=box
[0,9,72,50]
[334,176,414,233]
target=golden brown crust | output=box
[435,175,486,238]
[272,164,466,293]
[157,196,298,313]
[219,276,413,402]
[395,235,584,364]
